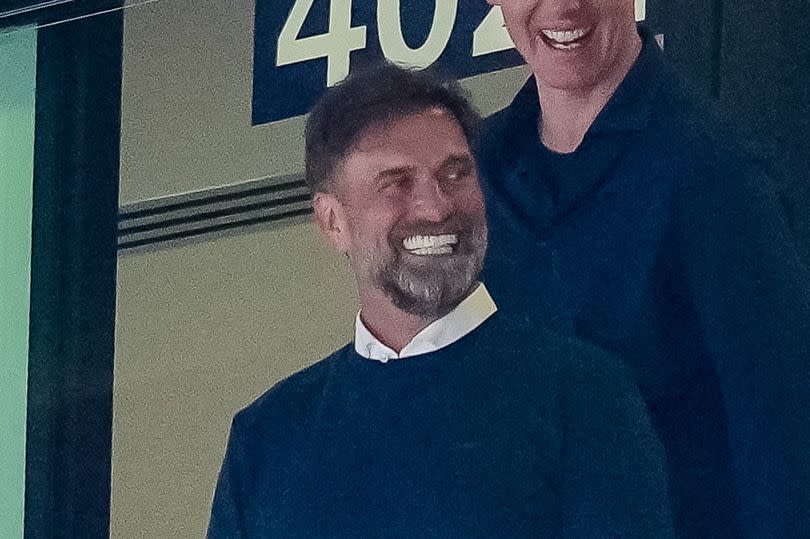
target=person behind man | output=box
[208,64,674,538]
[479,1,810,537]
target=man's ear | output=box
[313,192,350,254]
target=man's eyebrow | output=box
[438,152,476,170]
[374,165,415,183]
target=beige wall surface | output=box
[112,222,357,538]
[119,0,303,205]
[113,0,528,537]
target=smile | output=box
[402,234,457,256]
[539,27,592,50]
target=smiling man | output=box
[479,1,810,537]
[207,64,675,538]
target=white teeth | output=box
[409,246,454,256]
[402,234,457,253]
[541,28,588,44]
[548,41,579,50]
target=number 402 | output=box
[276,0,648,87]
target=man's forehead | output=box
[357,106,459,139]
[351,109,468,153]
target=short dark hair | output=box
[304,62,481,193]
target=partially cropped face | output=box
[323,108,487,319]
[491,0,640,92]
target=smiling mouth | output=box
[539,27,592,50]
[402,234,458,256]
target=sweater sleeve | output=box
[207,416,247,539]
[558,346,676,539]
[677,158,810,538]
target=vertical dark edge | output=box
[709,0,724,97]
[24,3,123,538]
[645,0,716,97]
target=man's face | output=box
[318,108,487,319]
[490,0,640,92]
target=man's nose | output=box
[410,177,452,222]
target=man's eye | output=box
[444,166,470,183]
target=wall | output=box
[0,25,36,539]
[112,221,357,537]
[112,0,528,537]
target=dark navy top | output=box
[208,314,674,538]
[479,24,810,539]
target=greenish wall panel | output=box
[0,26,37,539]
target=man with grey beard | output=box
[208,64,675,538]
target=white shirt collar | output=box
[354,283,497,363]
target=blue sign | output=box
[252,1,524,125]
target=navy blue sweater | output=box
[479,25,810,539]
[208,314,674,538]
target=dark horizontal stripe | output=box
[117,206,314,250]
[0,0,74,20]
[118,178,308,221]
[118,193,311,236]
[0,0,118,29]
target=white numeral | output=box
[275,0,646,88]
[472,6,514,57]
[635,0,646,21]
[276,0,367,86]
[377,0,457,68]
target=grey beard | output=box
[374,229,487,319]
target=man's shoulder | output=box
[482,101,516,140]
[472,313,638,389]
[476,87,529,167]
[654,85,779,197]
[650,75,765,168]
[232,343,353,433]
[495,320,648,421]
[481,95,520,132]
